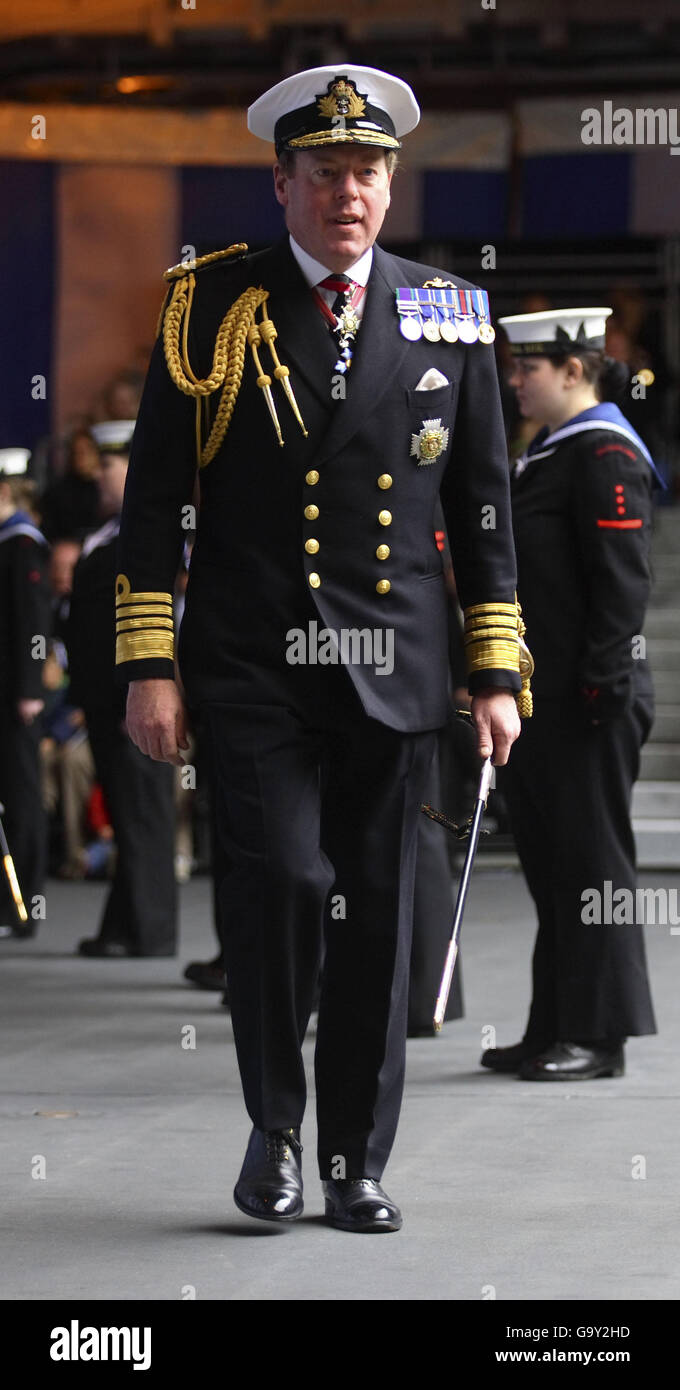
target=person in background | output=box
[67,421,178,957]
[0,449,51,940]
[40,428,103,543]
[486,307,658,1081]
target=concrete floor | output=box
[1,868,678,1302]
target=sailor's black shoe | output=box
[234,1127,303,1222]
[481,1040,552,1073]
[518,1040,625,1081]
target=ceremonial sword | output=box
[420,713,495,1031]
[0,800,29,926]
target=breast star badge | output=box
[410,418,449,465]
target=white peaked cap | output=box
[248,64,420,153]
[0,448,30,475]
[90,420,136,450]
[499,308,613,356]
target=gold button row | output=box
[304,476,393,593]
[305,469,321,585]
[377,478,392,591]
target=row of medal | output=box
[396,283,496,345]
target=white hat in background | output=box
[90,420,136,452]
[498,308,613,357]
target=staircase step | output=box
[646,638,680,670]
[641,744,680,779]
[644,609,680,638]
[649,707,680,742]
[633,819,680,869]
[650,673,679,702]
[651,507,680,545]
[633,781,680,817]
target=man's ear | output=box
[273,163,288,208]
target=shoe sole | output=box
[480,1059,529,1073]
[519,1066,624,1081]
[233,1190,303,1223]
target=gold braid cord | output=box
[463,596,534,718]
[162,254,307,467]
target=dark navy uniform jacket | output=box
[0,511,50,707]
[116,238,520,732]
[510,410,655,723]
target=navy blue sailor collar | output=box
[516,403,665,488]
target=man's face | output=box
[98,453,129,517]
[49,540,81,597]
[273,146,392,271]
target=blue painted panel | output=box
[423,170,508,239]
[522,153,632,238]
[180,166,284,253]
[0,161,54,448]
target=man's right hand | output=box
[125,679,190,765]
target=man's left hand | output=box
[470,688,521,766]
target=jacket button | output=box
[305,538,319,554]
[304,504,319,520]
[376,579,391,595]
[376,544,390,560]
[377,474,393,490]
[308,572,321,588]
[306,470,319,485]
[378,510,392,526]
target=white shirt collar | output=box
[289,235,373,289]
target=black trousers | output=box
[499,697,657,1044]
[0,708,46,929]
[204,697,436,1179]
[85,711,178,955]
[409,738,463,1030]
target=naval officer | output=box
[117,65,527,1231]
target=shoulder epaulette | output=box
[163,243,249,282]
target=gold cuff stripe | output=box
[465,619,518,634]
[115,591,173,606]
[115,603,174,619]
[116,631,174,664]
[116,617,175,633]
[464,602,518,619]
[467,643,521,673]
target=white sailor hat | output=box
[248,64,420,155]
[498,308,613,357]
[0,447,30,477]
[90,420,136,452]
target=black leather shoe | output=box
[518,1040,625,1081]
[323,1178,402,1233]
[481,1040,551,1073]
[234,1127,303,1223]
[183,954,226,990]
[78,938,130,958]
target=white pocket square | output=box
[414,368,450,391]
